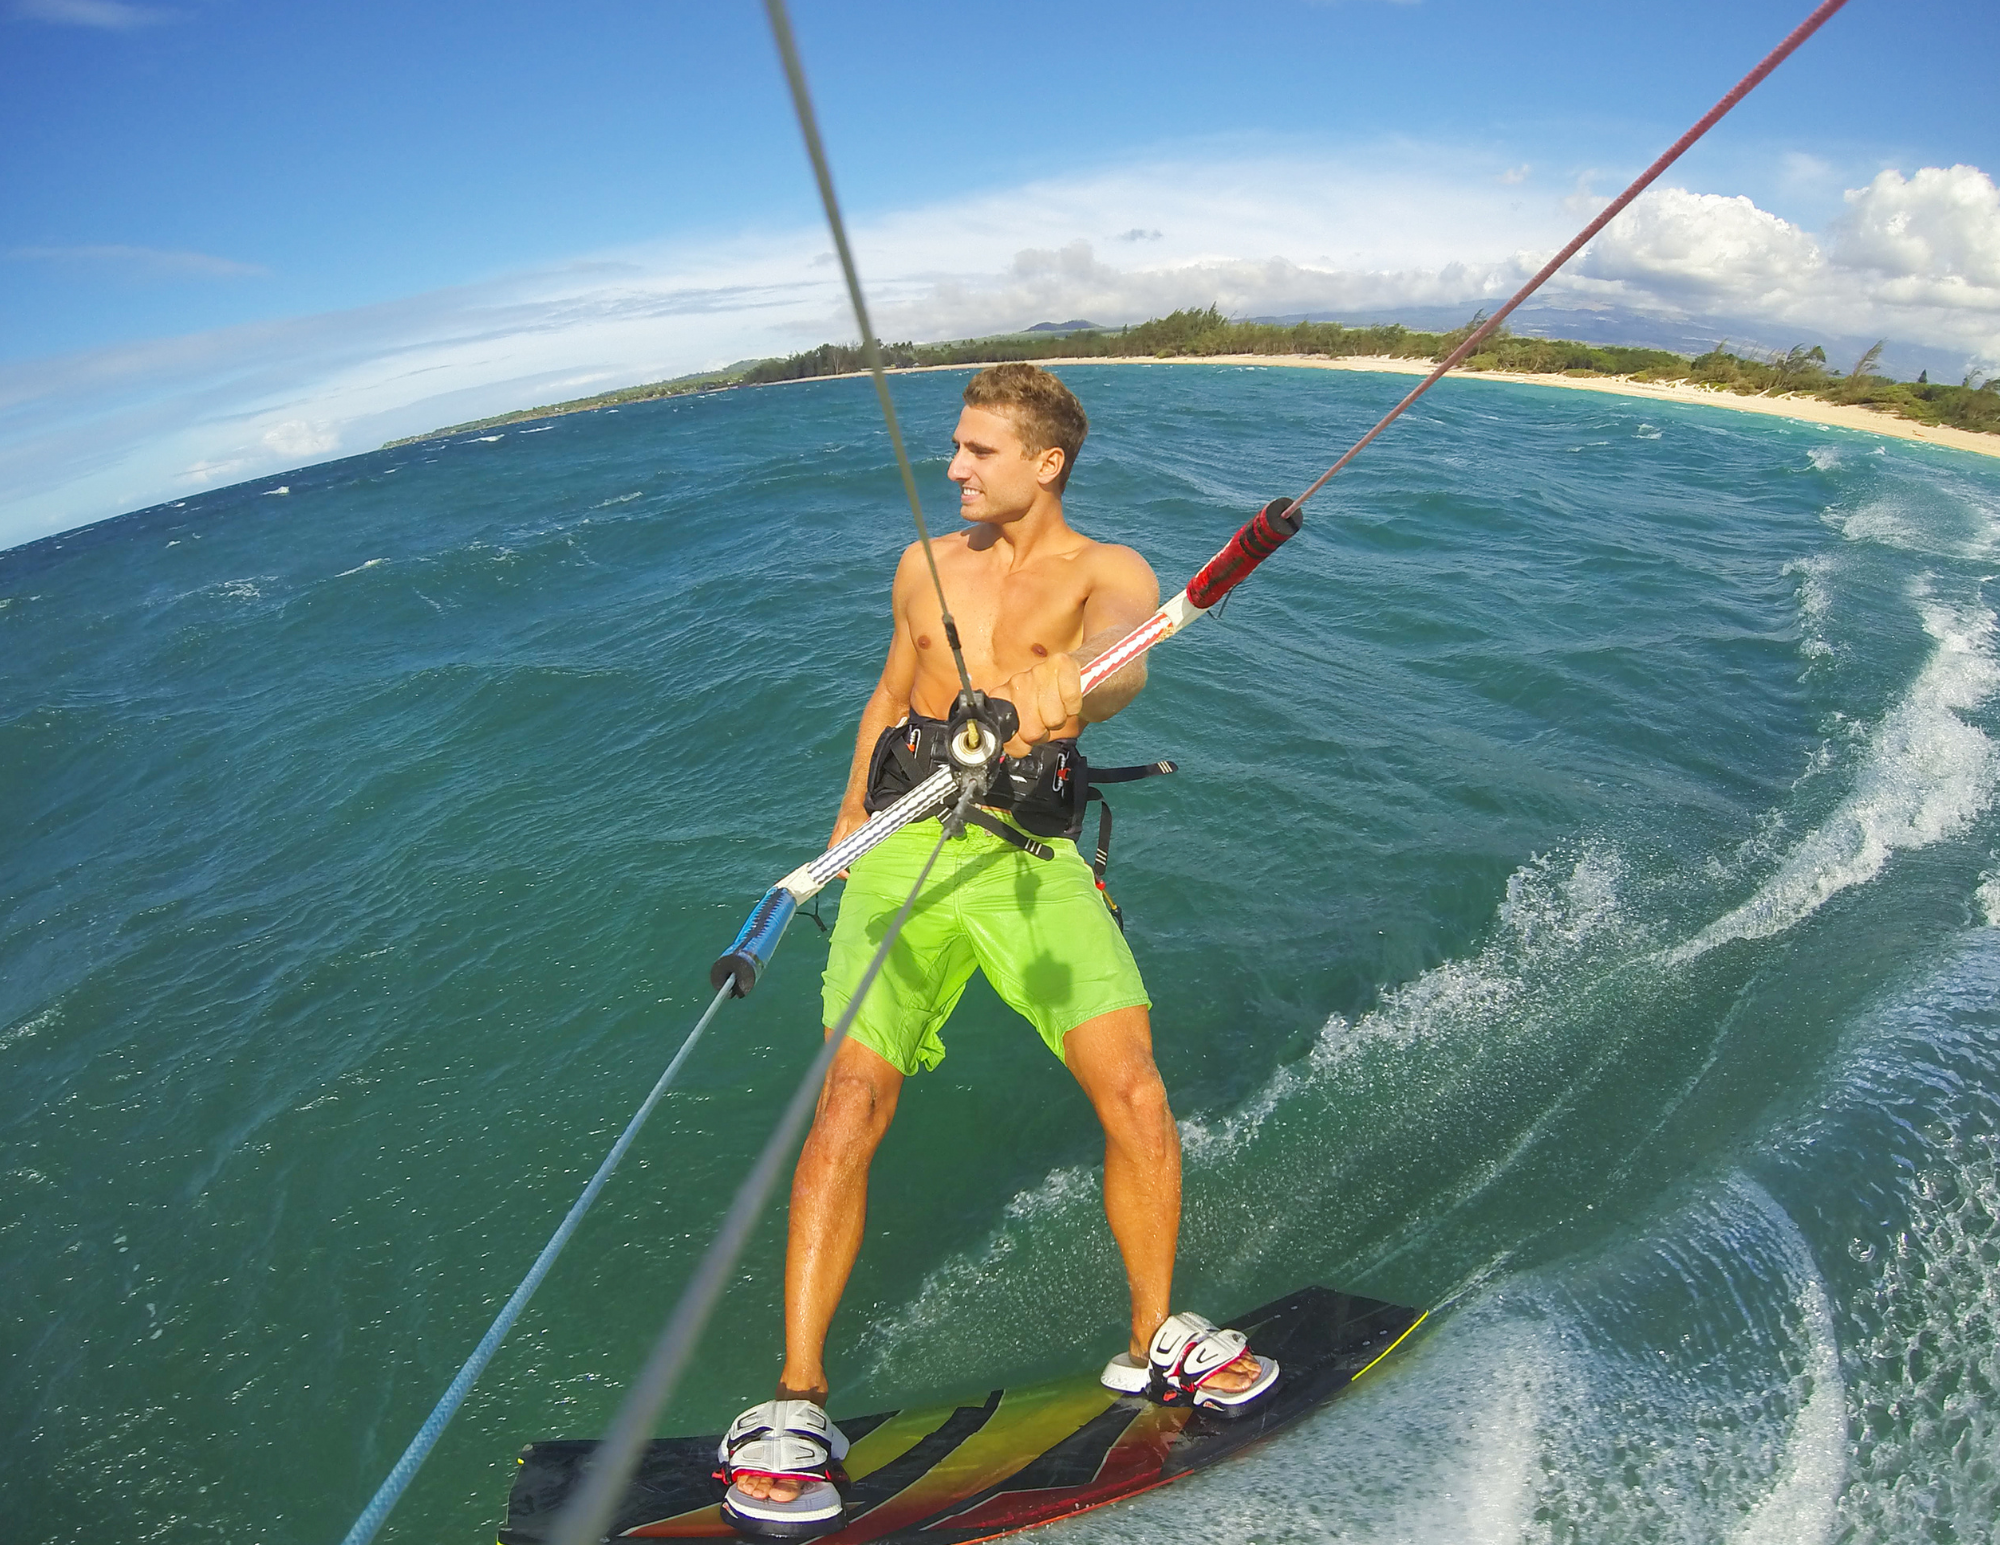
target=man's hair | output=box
[963,363,1088,490]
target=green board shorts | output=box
[822,813,1151,1075]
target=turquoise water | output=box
[5,363,1999,1544]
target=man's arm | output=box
[1001,544,1160,750]
[1076,545,1161,724]
[827,546,921,851]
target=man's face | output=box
[947,405,1062,524]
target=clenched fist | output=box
[998,653,1083,756]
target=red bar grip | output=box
[1185,497,1303,611]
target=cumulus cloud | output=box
[1580,188,1824,304]
[1831,165,2000,293]
[1569,166,2000,367]
[261,420,338,458]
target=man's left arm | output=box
[1001,546,1160,751]
[1075,545,1160,725]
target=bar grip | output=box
[1185,496,1303,611]
[710,886,798,997]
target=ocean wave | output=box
[1758,929,2000,1541]
[1064,1175,1846,1545]
[1979,870,2000,925]
[1835,1127,2000,1541]
[0,1002,60,1052]
[1784,552,1837,666]
[1314,845,1628,1069]
[1669,593,2000,964]
[1728,1178,1848,1545]
[858,846,1634,1389]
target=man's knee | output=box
[806,1039,902,1155]
[1069,1030,1175,1158]
[1097,1065,1175,1149]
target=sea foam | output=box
[1670,594,2000,963]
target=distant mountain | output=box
[1024,319,1106,333]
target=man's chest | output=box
[910,560,1091,675]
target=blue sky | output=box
[4,0,1997,550]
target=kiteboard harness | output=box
[863,711,1176,926]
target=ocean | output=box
[4,362,1998,1544]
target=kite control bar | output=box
[1188,497,1304,609]
[708,496,1306,994]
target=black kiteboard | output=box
[500,1285,1425,1545]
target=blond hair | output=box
[962,363,1089,490]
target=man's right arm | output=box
[828,548,920,850]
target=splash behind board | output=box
[500,1286,1425,1545]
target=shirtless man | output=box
[719,365,1276,1537]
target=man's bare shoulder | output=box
[891,534,960,584]
[1077,538,1157,581]
[1071,537,1159,608]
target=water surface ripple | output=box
[5,365,1998,1543]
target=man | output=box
[719,365,1276,1537]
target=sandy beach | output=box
[963,353,2000,461]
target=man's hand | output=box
[999,654,1083,756]
[827,801,869,878]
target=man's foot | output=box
[1100,1311,1280,1414]
[717,1399,849,1538]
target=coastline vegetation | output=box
[384,307,1999,447]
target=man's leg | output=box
[780,1034,903,1398]
[1063,1006,1179,1358]
[1064,1006,1260,1393]
[735,1034,903,1506]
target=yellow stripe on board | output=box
[840,1397,970,1481]
[839,1378,1117,1542]
[1350,1310,1428,1383]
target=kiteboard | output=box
[499,1285,1424,1545]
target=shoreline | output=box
[894,354,1999,460]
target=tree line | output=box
[388,307,1998,446]
[736,306,1997,436]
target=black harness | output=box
[863,714,1175,929]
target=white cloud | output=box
[178,457,248,486]
[1831,165,2000,292]
[13,0,177,29]
[1580,187,1824,305]
[261,420,338,458]
[1566,168,2000,369]
[1780,151,1835,190]
[3,147,1996,551]
[1498,164,1531,186]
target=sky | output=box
[3,0,1998,551]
